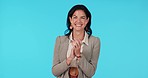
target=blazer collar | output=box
[69,31,89,45]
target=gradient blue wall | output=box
[0,0,148,78]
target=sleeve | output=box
[77,37,101,77]
[52,36,70,77]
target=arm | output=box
[52,36,70,77]
[77,37,101,77]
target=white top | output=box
[67,31,89,67]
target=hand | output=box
[72,39,82,57]
[66,48,75,65]
[67,39,82,65]
[69,47,75,59]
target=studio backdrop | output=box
[0,0,148,78]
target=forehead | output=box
[72,10,86,16]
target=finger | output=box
[73,40,81,55]
[72,47,76,56]
[77,39,82,45]
[73,41,78,48]
[74,39,81,48]
[71,47,76,56]
[71,41,76,47]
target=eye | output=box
[81,16,86,19]
[72,16,77,19]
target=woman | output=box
[52,4,101,78]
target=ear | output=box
[69,17,72,23]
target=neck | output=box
[72,30,85,40]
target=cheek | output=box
[73,19,77,23]
[70,19,75,24]
[83,20,88,25]
[85,19,89,25]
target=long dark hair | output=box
[64,4,92,37]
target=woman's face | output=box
[69,10,89,31]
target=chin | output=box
[75,28,84,32]
[75,28,82,30]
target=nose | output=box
[77,18,81,23]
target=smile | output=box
[75,24,82,27]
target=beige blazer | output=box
[52,35,100,78]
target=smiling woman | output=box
[52,4,101,78]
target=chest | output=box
[59,42,93,62]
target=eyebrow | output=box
[81,16,86,18]
[72,15,86,17]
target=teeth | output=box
[75,24,81,26]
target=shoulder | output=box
[56,35,69,43]
[89,35,101,48]
[89,35,100,43]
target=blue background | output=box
[0,0,148,78]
